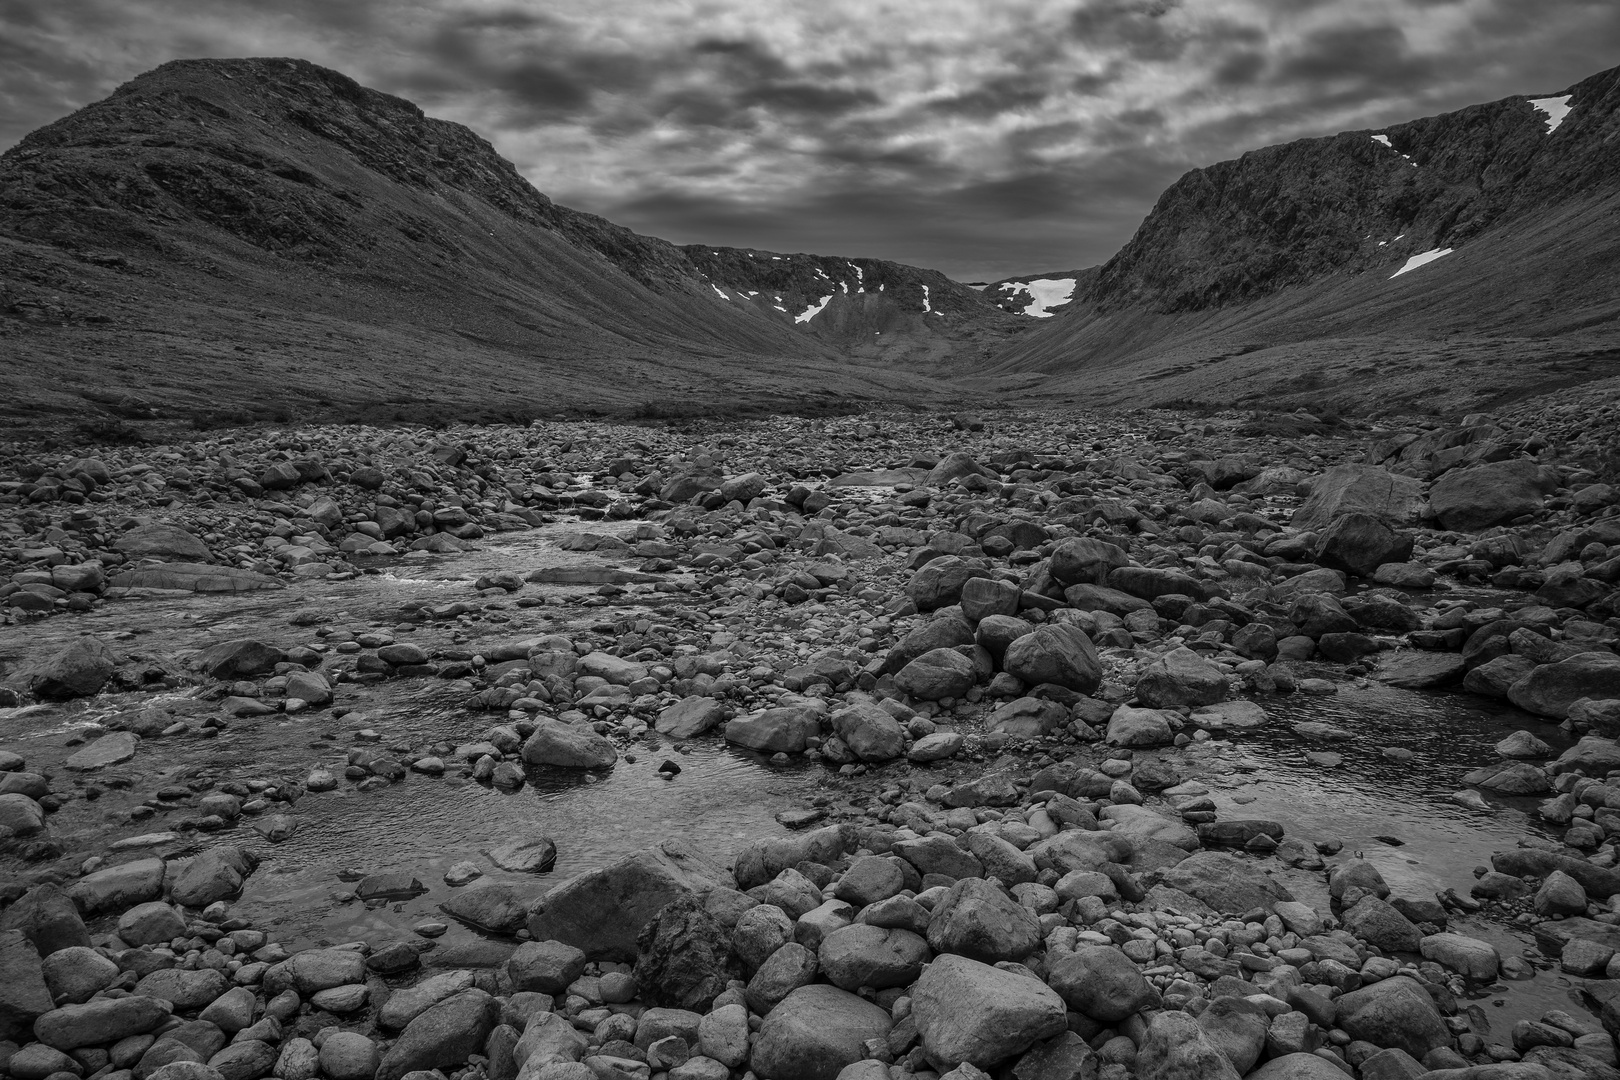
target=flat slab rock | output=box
[65,731,139,771]
[108,562,282,593]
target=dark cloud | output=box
[2,0,1619,280]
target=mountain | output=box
[0,57,1016,426]
[985,64,1620,415]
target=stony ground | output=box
[2,402,1620,1080]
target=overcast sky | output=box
[3,0,1618,281]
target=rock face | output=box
[749,984,892,1080]
[526,841,732,962]
[910,954,1067,1069]
[1430,458,1556,532]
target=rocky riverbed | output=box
[2,400,1620,1080]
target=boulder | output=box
[1335,975,1451,1059]
[1420,933,1500,981]
[1046,945,1161,1022]
[520,721,618,769]
[1134,647,1226,708]
[0,885,89,956]
[193,640,285,680]
[440,883,528,934]
[1105,705,1175,747]
[29,636,120,699]
[896,649,977,702]
[526,840,732,962]
[1159,852,1291,914]
[1509,654,1620,719]
[65,731,139,771]
[1431,458,1556,532]
[633,894,735,1012]
[724,708,821,754]
[67,858,166,914]
[925,878,1042,963]
[1049,538,1129,587]
[115,524,213,563]
[1001,624,1102,693]
[507,940,588,994]
[1197,996,1269,1075]
[112,564,283,593]
[169,847,256,908]
[0,930,53,1041]
[911,954,1067,1069]
[656,697,727,739]
[1313,513,1413,578]
[1290,465,1424,532]
[376,988,500,1080]
[33,993,172,1050]
[1341,896,1422,953]
[1246,1054,1349,1079]
[1134,1008,1240,1080]
[908,557,992,613]
[749,985,892,1080]
[829,702,906,761]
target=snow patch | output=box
[1390,247,1453,278]
[710,285,729,300]
[1371,134,1391,147]
[999,277,1077,317]
[920,284,931,312]
[795,295,834,323]
[1529,95,1573,133]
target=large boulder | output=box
[193,640,285,680]
[895,649,977,702]
[33,994,172,1050]
[816,924,929,991]
[0,885,89,955]
[910,954,1066,1069]
[1290,464,1424,532]
[1313,513,1413,578]
[725,707,822,754]
[110,564,282,593]
[440,883,528,934]
[115,524,213,562]
[925,878,1042,963]
[1049,538,1129,587]
[1135,1011,1241,1079]
[1508,653,1620,719]
[526,840,732,962]
[749,984,892,1080]
[68,858,166,914]
[0,930,53,1041]
[1430,458,1557,532]
[1046,945,1161,1022]
[1159,852,1291,914]
[656,697,727,739]
[632,894,736,1012]
[520,721,618,769]
[29,637,121,699]
[828,702,906,762]
[1134,647,1227,708]
[376,988,500,1080]
[1001,624,1102,693]
[169,847,256,908]
[908,557,992,612]
[1335,975,1450,1059]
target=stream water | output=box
[0,521,1600,1034]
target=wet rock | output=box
[1002,624,1102,693]
[1134,647,1226,707]
[926,877,1042,963]
[526,841,731,962]
[29,636,121,699]
[724,708,821,754]
[1376,652,1467,689]
[110,564,282,593]
[656,697,726,739]
[911,953,1066,1069]
[65,731,139,771]
[1335,975,1451,1060]
[749,984,891,1080]
[1341,895,1423,952]
[520,721,618,770]
[441,883,529,934]
[1420,933,1500,980]
[169,846,256,908]
[632,894,735,1012]
[484,837,557,873]
[193,640,285,680]
[1046,945,1161,1022]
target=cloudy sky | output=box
[3,0,1617,280]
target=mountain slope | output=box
[986,63,1620,414]
[0,58,1003,424]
